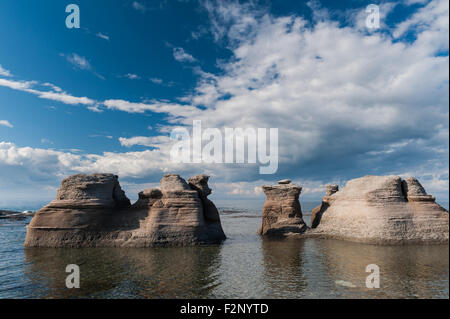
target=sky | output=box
[0,0,448,209]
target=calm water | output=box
[0,201,448,299]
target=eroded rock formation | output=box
[310,184,338,228]
[310,175,449,244]
[258,180,307,236]
[24,173,226,247]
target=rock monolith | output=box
[258,180,307,236]
[310,175,449,244]
[24,173,226,247]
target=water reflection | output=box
[24,245,222,298]
[7,213,449,299]
[305,239,450,298]
[261,238,307,297]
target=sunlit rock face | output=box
[24,173,226,247]
[310,176,449,244]
[258,180,308,237]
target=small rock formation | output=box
[258,180,307,236]
[24,173,226,247]
[0,210,34,220]
[188,174,222,223]
[310,175,449,244]
[310,184,338,228]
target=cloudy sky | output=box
[0,0,448,208]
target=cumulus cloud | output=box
[0,0,448,205]
[173,47,197,62]
[394,0,449,53]
[122,0,447,198]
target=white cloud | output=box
[0,78,95,105]
[201,0,262,43]
[96,32,110,41]
[173,47,197,62]
[89,134,113,139]
[0,0,448,205]
[132,1,147,13]
[404,0,429,5]
[0,78,35,90]
[150,77,163,84]
[0,65,11,77]
[0,141,167,179]
[0,120,13,128]
[62,53,104,79]
[119,135,171,147]
[394,0,449,53]
[65,53,92,70]
[124,73,141,80]
[42,82,62,92]
[103,99,200,118]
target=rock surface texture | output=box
[258,180,307,236]
[310,175,449,244]
[24,173,226,247]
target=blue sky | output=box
[0,0,449,208]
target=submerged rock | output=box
[258,182,307,237]
[24,173,226,247]
[310,175,449,244]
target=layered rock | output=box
[310,184,338,228]
[24,173,226,247]
[258,180,307,236]
[310,175,449,244]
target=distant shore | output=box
[0,209,34,220]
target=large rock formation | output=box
[310,175,449,244]
[258,180,307,236]
[24,173,226,247]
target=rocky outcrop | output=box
[258,180,307,237]
[310,175,449,244]
[0,210,34,220]
[310,184,338,228]
[24,173,226,247]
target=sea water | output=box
[0,200,448,299]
